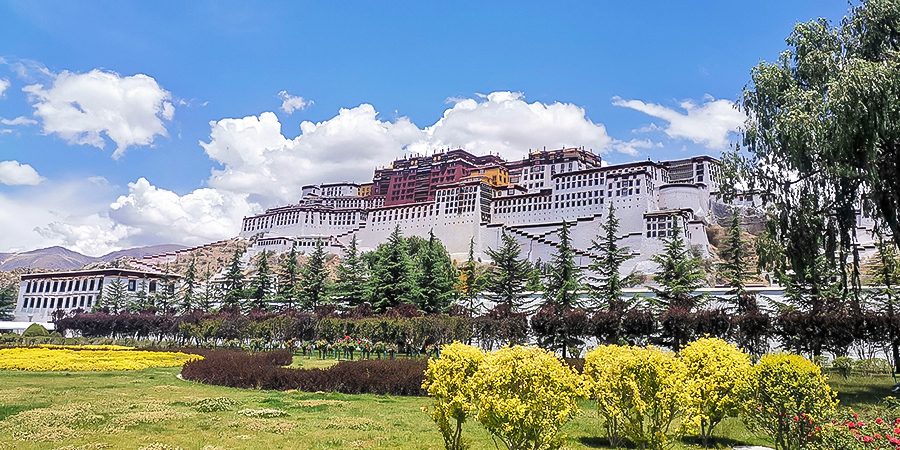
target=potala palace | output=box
[236,147,753,274]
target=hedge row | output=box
[180,349,428,395]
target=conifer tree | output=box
[0,285,16,320]
[129,279,152,312]
[154,265,177,313]
[179,257,198,313]
[718,212,756,312]
[198,262,216,311]
[249,251,273,310]
[484,231,532,311]
[588,204,636,314]
[334,235,370,307]
[458,237,486,314]
[417,229,458,314]
[543,221,582,308]
[299,239,330,310]
[650,221,707,311]
[870,236,900,370]
[222,249,245,308]
[277,243,300,309]
[370,225,420,313]
[102,278,130,312]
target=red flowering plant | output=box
[815,407,900,450]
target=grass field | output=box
[0,358,893,450]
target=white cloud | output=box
[612,95,745,149]
[0,116,37,126]
[108,178,259,246]
[0,160,43,185]
[610,138,660,157]
[277,90,311,114]
[0,78,9,97]
[23,69,175,159]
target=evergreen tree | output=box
[650,222,707,311]
[249,251,273,310]
[588,204,636,315]
[369,225,420,313]
[458,237,486,314]
[484,231,532,311]
[0,285,16,320]
[543,221,582,308]
[416,229,458,314]
[198,262,216,311]
[222,249,245,308]
[333,235,369,307]
[154,265,177,313]
[130,279,152,312]
[276,243,301,309]
[718,212,757,312]
[299,239,330,310]
[102,278,130,312]
[179,257,199,313]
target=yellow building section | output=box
[359,183,374,197]
[468,166,509,186]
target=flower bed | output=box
[181,349,427,395]
[0,346,201,371]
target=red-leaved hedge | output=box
[181,349,427,395]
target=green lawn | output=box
[0,366,892,450]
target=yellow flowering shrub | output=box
[422,342,485,450]
[584,345,695,450]
[471,345,583,450]
[680,337,752,446]
[38,344,135,350]
[0,347,201,371]
[583,344,633,447]
[739,352,838,450]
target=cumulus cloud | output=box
[0,160,43,185]
[0,78,9,97]
[277,90,311,114]
[0,116,37,126]
[108,178,259,246]
[612,95,745,149]
[23,69,175,159]
[610,138,660,157]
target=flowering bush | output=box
[585,345,695,450]
[0,347,200,371]
[471,345,583,450]
[813,408,900,449]
[740,352,838,450]
[680,337,752,446]
[422,342,485,450]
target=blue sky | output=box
[0,1,849,256]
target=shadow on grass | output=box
[0,404,42,421]
[579,435,760,449]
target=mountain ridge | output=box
[0,244,187,271]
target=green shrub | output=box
[422,342,484,450]
[740,352,838,450]
[854,358,891,376]
[0,332,20,344]
[22,323,49,337]
[471,345,583,450]
[831,357,853,380]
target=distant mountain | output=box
[0,244,188,271]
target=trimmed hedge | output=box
[181,349,427,395]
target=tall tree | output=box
[102,278,130,312]
[277,243,300,310]
[153,265,177,313]
[729,0,900,306]
[869,236,900,369]
[179,257,199,313]
[199,261,216,311]
[543,221,582,308]
[333,235,370,307]
[130,279,152,312]
[416,229,458,314]
[650,222,707,311]
[718,212,757,313]
[0,285,16,320]
[299,239,331,310]
[588,204,636,314]
[249,251,273,310]
[484,231,532,311]
[458,237,486,315]
[369,225,420,312]
[222,249,245,308]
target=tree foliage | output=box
[277,243,301,310]
[718,213,758,313]
[588,204,636,315]
[422,342,485,450]
[416,230,458,314]
[299,239,330,311]
[543,221,582,309]
[650,223,707,314]
[0,285,16,321]
[333,235,369,308]
[484,231,532,311]
[370,225,420,313]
